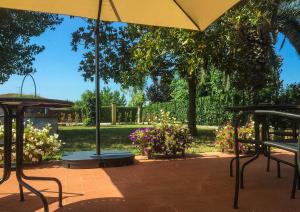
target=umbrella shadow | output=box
[0,189,83,212]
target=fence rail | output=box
[56,105,139,125]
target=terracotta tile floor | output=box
[1,152,300,212]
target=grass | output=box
[58,125,218,156]
[59,125,144,155]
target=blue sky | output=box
[1,16,122,101]
[0,16,299,101]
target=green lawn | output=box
[58,125,218,156]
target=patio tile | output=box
[0,152,299,212]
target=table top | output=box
[0,97,73,108]
[226,104,300,112]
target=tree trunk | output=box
[187,74,198,136]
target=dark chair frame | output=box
[233,110,300,209]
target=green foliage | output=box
[70,0,298,133]
[273,0,300,55]
[197,96,233,126]
[280,83,300,104]
[0,9,62,83]
[143,97,233,126]
[170,78,188,102]
[59,125,217,156]
[82,106,112,125]
[147,72,173,103]
[100,106,112,123]
[146,69,256,126]
[79,90,96,125]
[143,102,187,124]
[100,87,127,106]
[76,89,126,125]
[82,117,93,126]
[212,0,298,103]
[167,65,282,126]
[128,88,145,107]
[71,21,119,82]
[0,121,62,163]
[59,125,146,155]
[116,107,138,123]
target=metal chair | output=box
[233,110,300,209]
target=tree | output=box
[280,83,300,104]
[0,9,62,83]
[100,87,127,106]
[147,71,173,103]
[272,0,300,55]
[128,88,145,107]
[71,21,148,87]
[170,77,188,103]
[77,90,96,125]
[130,27,216,136]
[76,88,126,125]
[211,0,286,104]
[71,0,297,134]
[70,20,233,136]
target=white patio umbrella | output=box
[0,0,241,155]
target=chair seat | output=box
[264,140,298,153]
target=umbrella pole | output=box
[95,0,103,155]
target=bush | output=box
[215,119,254,153]
[129,110,193,158]
[83,117,93,126]
[0,121,62,163]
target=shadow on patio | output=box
[1,153,300,212]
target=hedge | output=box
[117,107,138,123]
[142,95,238,126]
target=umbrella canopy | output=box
[0,0,240,31]
[0,0,241,156]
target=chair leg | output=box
[298,175,300,190]
[277,161,281,178]
[230,157,235,177]
[21,171,63,208]
[240,152,260,189]
[230,154,255,177]
[233,153,240,209]
[19,184,24,201]
[267,146,271,172]
[297,153,300,191]
[291,154,298,199]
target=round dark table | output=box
[0,98,72,212]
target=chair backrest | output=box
[254,110,300,171]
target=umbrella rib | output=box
[95,0,103,30]
[109,0,121,22]
[172,0,201,31]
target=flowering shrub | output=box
[0,121,62,163]
[129,110,193,158]
[215,119,255,153]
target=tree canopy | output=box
[71,0,300,132]
[280,83,300,104]
[0,9,62,84]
